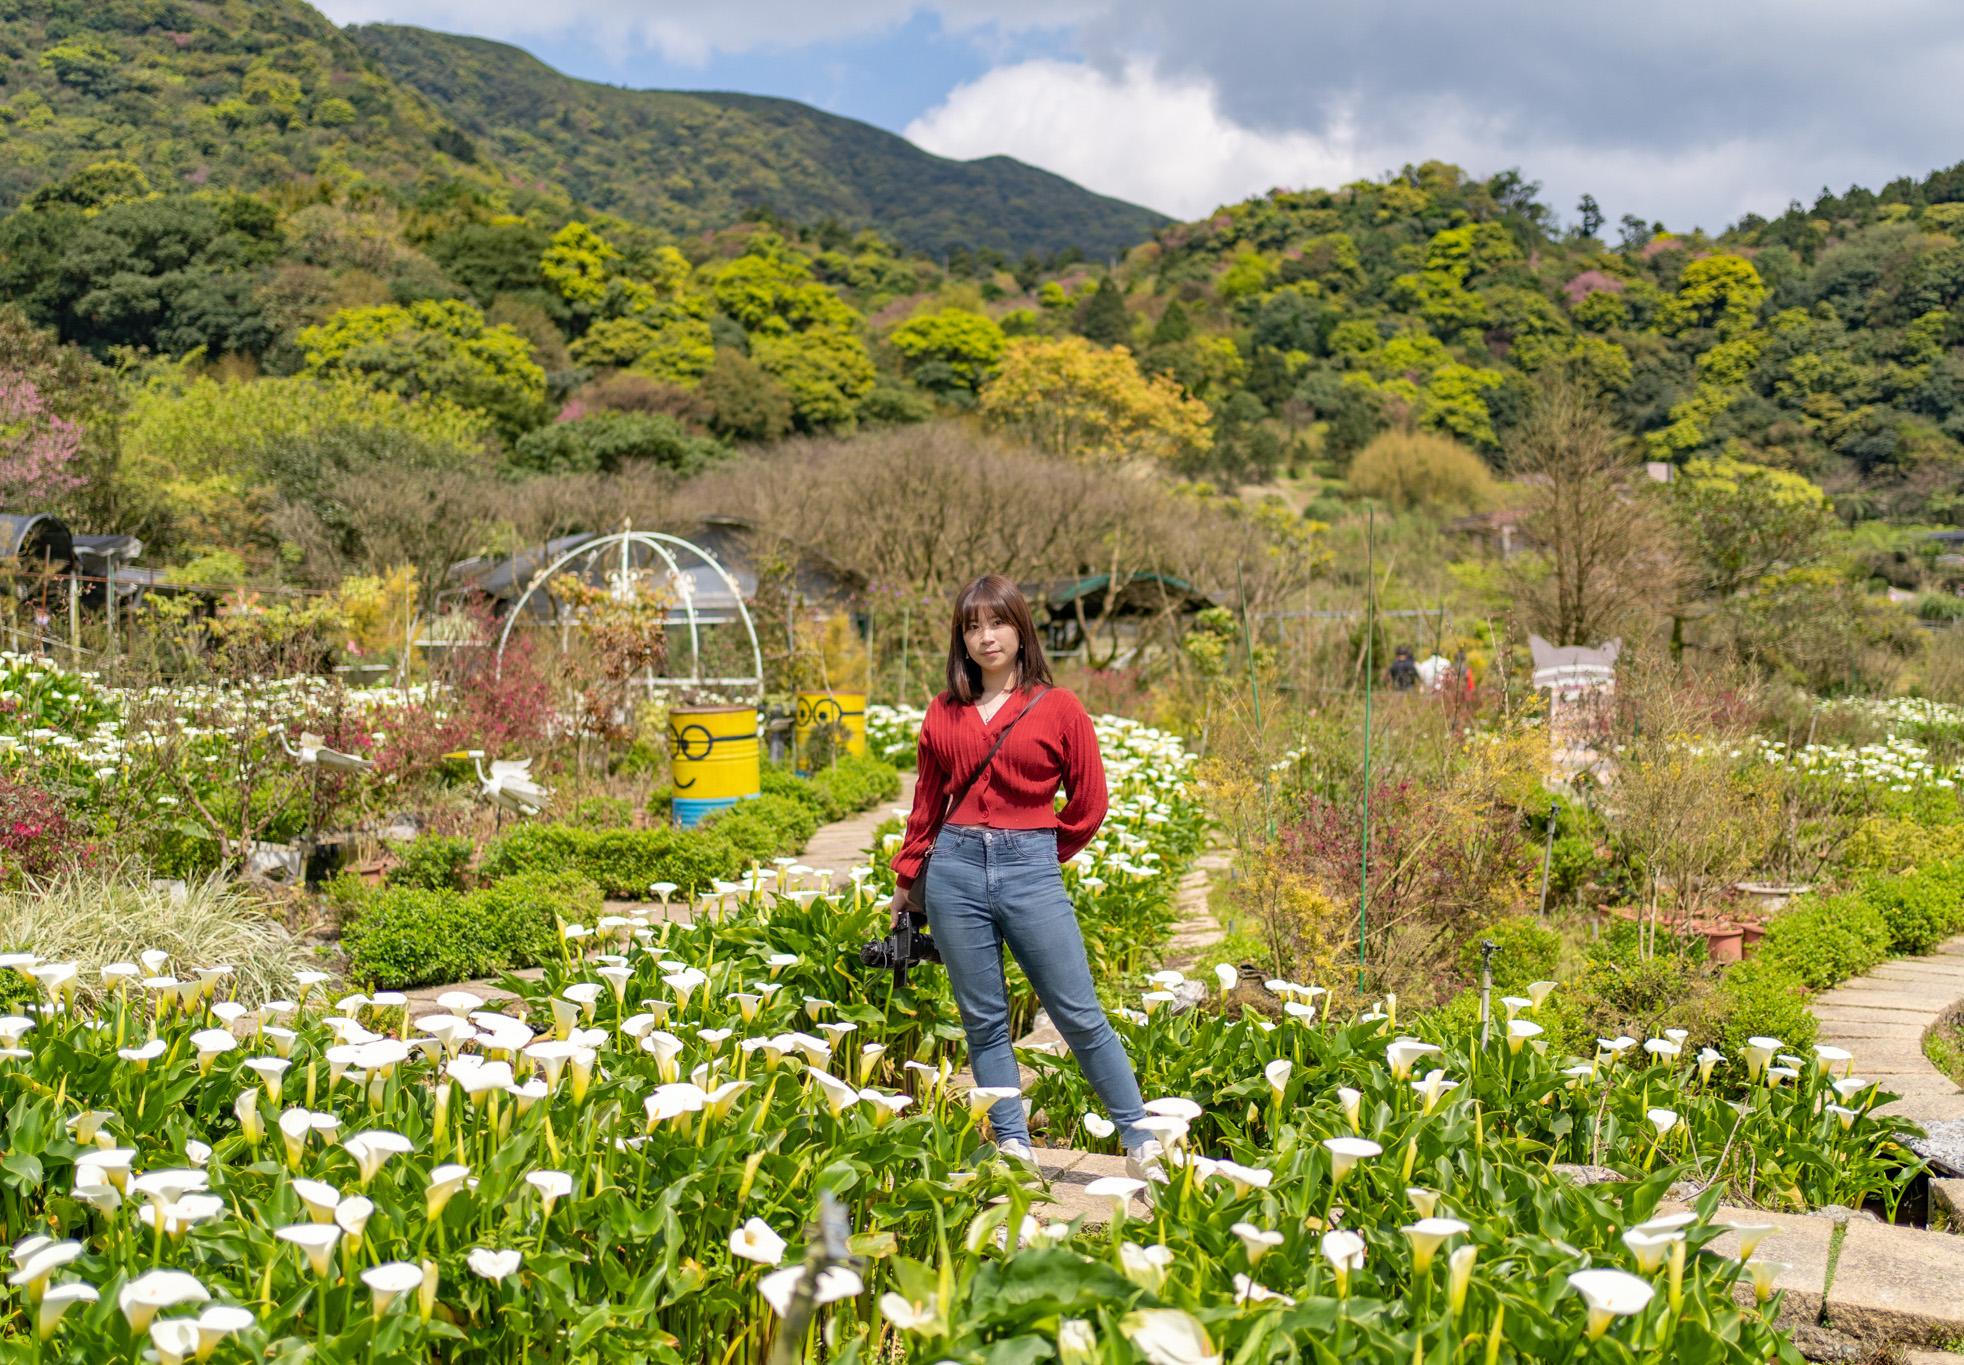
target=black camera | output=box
[857,910,942,988]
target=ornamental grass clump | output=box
[0,865,311,1009]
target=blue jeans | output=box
[923,823,1151,1150]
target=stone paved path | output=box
[1811,934,1964,1123]
[798,772,917,878]
[1163,848,1232,969]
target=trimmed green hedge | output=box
[1455,915,1560,992]
[699,792,822,863]
[1754,891,1893,991]
[483,757,901,897]
[804,754,902,821]
[342,871,602,989]
[1707,956,1818,1056]
[568,795,635,830]
[481,825,738,899]
[1859,859,1964,955]
[384,834,474,892]
[346,755,903,985]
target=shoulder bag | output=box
[903,687,1050,914]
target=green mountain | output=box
[344,24,1167,261]
[0,0,497,208]
[0,0,1165,260]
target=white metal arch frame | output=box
[493,530,764,700]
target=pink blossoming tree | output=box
[0,370,85,505]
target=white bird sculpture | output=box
[270,727,373,772]
[455,750,550,820]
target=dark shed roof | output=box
[0,513,74,569]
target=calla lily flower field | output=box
[0,698,1927,1364]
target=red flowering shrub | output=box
[374,600,554,782]
[0,774,93,883]
[1280,772,1536,1001]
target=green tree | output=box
[428,223,551,306]
[888,307,1006,393]
[1660,255,1768,337]
[1347,430,1499,513]
[1151,300,1193,345]
[299,299,549,439]
[699,348,794,443]
[708,251,859,335]
[118,372,492,557]
[37,38,121,95]
[751,330,876,430]
[509,412,726,476]
[570,317,715,384]
[539,222,618,310]
[22,160,152,213]
[979,336,1212,464]
[27,197,282,357]
[1670,455,1834,598]
[1575,194,1604,240]
[1076,276,1130,345]
[1724,568,1920,694]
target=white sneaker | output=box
[999,1138,1038,1170]
[1125,1139,1169,1188]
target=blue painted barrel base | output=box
[673,792,760,829]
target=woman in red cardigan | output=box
[888,574,1162,1185]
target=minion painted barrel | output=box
[668,704,761,827]
[793,690,866,773]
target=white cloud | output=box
[903,54,1944,232]
[906,59,1368,220]
[314,0,1089,65]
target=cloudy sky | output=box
[314,0,1964,234]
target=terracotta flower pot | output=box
[1703,925,1745,963]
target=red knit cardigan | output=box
[891,686,1108,891]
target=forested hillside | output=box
[0,0,1164,260]
[0,0,496,207]
[1092,161,1964,517]
[347,25,1167,261]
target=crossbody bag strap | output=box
[937,686,1050,825]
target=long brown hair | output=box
[944,574,1054,703]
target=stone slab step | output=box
[1027,1148,1140,1226]
[1865,961,1964,982]
[1933,1178,1964,1231]
[1817,987,1964,1011]
[1697,1206,1834,1324]
[399,968,544,1018]
[1877,1094,1964,1120]
[1816,1024,1933,1042]
[1826,1216,1964,1346]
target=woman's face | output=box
[964,609,1019,674]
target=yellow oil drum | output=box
[669,704,761,828]
[794,689,867,772]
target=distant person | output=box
[1388,644,1419,691]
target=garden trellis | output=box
[491,529,765,702]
